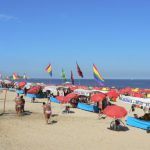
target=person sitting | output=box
[110,119,125,131]
[134,113,150,121]
[139,113,150,121]
[134,114,139,119]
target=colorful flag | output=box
[93,64,104,86]
[0,73,2,79]
[61,69,67,81]
[71,70,74,85]
[13,73,19,80]
[45,64,52,77]
[76,63,83,78]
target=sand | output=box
[0,90,150,150]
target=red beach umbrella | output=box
[27,86,42,94]
[56,96,69,103]
[77,86,89,90]
[90,93,106,102]
[68,86,79,91]
[65,93,80,103]
[132,92,144,98]
[142,89,150,94]
[92,87,100,90]
[65,93,79,100]
[103,105,127,119]
[107,90,119,101]
[18,82,26,88]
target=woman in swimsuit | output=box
[43,102,52,124]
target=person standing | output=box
[42,101,52,124]
[20,95,25,112]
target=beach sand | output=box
[0,91,149,150]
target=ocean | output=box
[23,79,150,89]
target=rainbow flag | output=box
[93,64,104,85]
[13,73,19,80]
[45,64,52,76]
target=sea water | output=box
[22,79,150,89]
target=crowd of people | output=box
[13,89,150,129]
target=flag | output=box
[61,69,67,81]
[23,73,27,80]
[6,76,10,80]
[45,64,52,77]
[76,63,83,78]
[71,70,74,85]
[0,73,2,79]
[93,64,104,86]
[13,73,19,80]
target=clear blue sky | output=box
[0,0,150,79]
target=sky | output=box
[0,0,150,79]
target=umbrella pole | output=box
[3,89,7,114]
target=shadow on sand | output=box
[49,120,58,125]
[31,101,44,104]
[22,110,32,116]
[52,114,59,117]
[62,110,75,114]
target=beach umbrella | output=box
[56,96,69,103]
[90,93,106,102]
[103,105,127,119]
[65,93,79,102]
[119,87,132,95]
[132,88,140,92]
[77,86,89,90]
[18,82,26,88]
[92,87,100,90]
[132,92,144,98]
[101,87,110,91]
[3,80,12,84]
[65,93,79,100]
[107,90,119,101]
[68,86,79,91]
[27,86,42,94]
[142,89,150,94]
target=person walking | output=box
[42,101,52,124]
